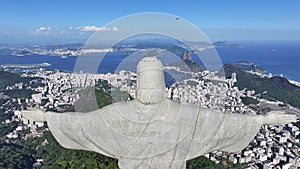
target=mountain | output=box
[170,51,203,73]
[223,64,300,108]
[0,71,39,98]
[0,71,32,89]
[114,33,188,54]
[181,50,191,60]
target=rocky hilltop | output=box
[171,51,203,73]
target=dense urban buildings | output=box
[1,66,298,168]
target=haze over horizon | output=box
[1,0,300,44]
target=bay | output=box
[0,41,299,81]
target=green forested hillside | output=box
[224,64,300,108]
[0,71,32,89]
[0,71,37,98]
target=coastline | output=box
[289,79,300,87]
[246,69,300,87]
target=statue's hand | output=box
[263,111,297,125]
[22,109,47,122]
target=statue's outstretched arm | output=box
[188,108,298,158]
[22,108,98,122]
[260,110,298,125]
[22,108,116,158]
[218,110,298,127]
[22,108,49,122]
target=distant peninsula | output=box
[213,41,243,48]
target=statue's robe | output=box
[46,99,262,169]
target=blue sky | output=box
[1,0,300,44]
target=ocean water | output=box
[216,41,300,81]
[0,41,299,81]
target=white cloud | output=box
[73,25,119,32]
[33,26,52,34]
[30,25,119,36]
[111,26,119,32]
[82,26,109,32]
[36,26,51,32]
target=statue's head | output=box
[136,57,166,104]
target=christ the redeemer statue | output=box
[23,57,297,169]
